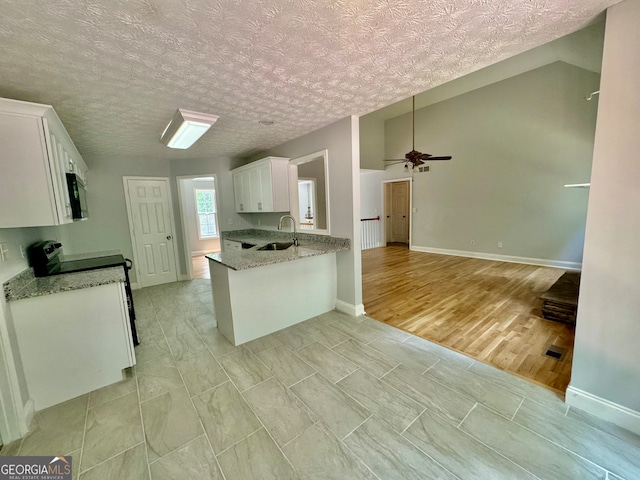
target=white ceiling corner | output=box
[0,0,620,161]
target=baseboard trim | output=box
[410,246,582,270]
[335,300,366,317]
[179,274,190,282]
[130,282,140,291]
[566,386,640,436]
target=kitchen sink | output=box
[257,242,294,251]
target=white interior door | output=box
[125,178,178,288]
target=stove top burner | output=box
[50,255,126,275]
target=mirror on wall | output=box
[289,150,330,235]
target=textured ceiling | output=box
[0,0,619,161]
[368,18,605,121]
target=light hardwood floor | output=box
[192,255,210,280]
[362,246,575,392]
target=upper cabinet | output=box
[0,97,88,227]
[231,156,290,213]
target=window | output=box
[195,189,217,239]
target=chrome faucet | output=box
[278,215,298,246]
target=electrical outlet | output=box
[412,207,417,213]
[258,219,261,226]
[228,218,233,225]
[497,241,503,248]
[470,240,475,246]
[0,243,8,262]
[19,244,25,259]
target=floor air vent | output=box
[544,344,567,361]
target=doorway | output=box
[177,175,221,280]
[384,180,411,246]
[298,178,317,230]
[123,177,179,288]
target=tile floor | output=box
[2,279,640,480]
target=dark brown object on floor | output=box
[541,272,580,323]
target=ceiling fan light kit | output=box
[385,96,453,169]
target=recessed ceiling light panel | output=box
[160,109,219,149]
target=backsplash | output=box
[0,226,44,283]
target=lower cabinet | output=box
[222,239,242,252]
[10,282,136,411]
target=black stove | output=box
[28,241,139,346]
[49,254,128,275]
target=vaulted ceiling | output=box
[0,0,620,161]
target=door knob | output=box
[166,235,172,240]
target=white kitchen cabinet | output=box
[233,170,251,212]
[10,282,136,411]
[231,156,290,213]
[0,97,88,227]
[223,239,243,252]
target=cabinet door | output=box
[0,113,58,227]
[11,283,134,410]
[223,240,242,252]
[49,133,73,221]
[258,163,274,211]
[233,173,245,212]
[249,167,263,211]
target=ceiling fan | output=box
[384,96,452,169]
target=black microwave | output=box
[66,173,89,219]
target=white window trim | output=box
[194,188,218,240]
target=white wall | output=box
[179,178,220,255]
[569,0,640,428]
[359,170,386,247]
[359,115,385,170]
[248,116,363,314]
[369,61,598,267]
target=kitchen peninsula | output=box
[206,229,350,345]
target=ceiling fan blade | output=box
[384,159,406,163]
[425,156,452,161]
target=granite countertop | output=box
[207,229,350,271]
[4,267,126,302]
